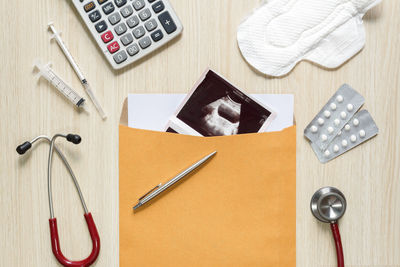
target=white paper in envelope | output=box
[128,94,294,133]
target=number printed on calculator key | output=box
[121,5,133,18]
[139,8,151,21]
[133,26,145,38]
[133,0,145,10]
[126,15,139,28]
[113,50,128,63]
[108,12,121,25]
[121,33,134,46]
[127,43,139,56]
[114,23,127,35]
[144,19,157,31]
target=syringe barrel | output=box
[34,61,86,108]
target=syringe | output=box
[34,61,88,112]
[48,22,107,120]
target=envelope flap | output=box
[120,98,128,126]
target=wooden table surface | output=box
[1,0,399,266]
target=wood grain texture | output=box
[0,0,398,266]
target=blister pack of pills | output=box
[304,84,378,163]
[311,110,378,163]
[304,84,365,150]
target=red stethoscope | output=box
[311,187,346,267]
[17,134,100,267]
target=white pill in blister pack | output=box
[311,110,378,163]
[304,84,365,151]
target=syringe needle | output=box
[82,81,107,120]
[48,22,107,120]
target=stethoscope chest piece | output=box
[311,186,346,223]
[310,187,346,267]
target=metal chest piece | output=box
[310,187,347,223]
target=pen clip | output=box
[139,183,162,201]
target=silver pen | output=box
[133,151,217,210]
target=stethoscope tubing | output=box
[330,222,344,267]
[30,135,88,218]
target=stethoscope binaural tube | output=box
[311,187,346,267]
[16,134,100,267]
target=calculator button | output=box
[89,10,102,22]
[84,2,96,12]
[148,0,156,3]
[108,12,121,25]
[152,1,164,13]
[98,0,108,4]
[144,19,157,32]
[101,31,114,43]
[120,5,133,18]
[121,33,134,46]
[107,41,120,53]
[139,36,151,49]
[114,23,127,35]
[139,8,151,21]
[113,50,128,64]
[102,2,115,14]
[126,15,139,28]
[158,11,177,34]
[95,20,108,33]
[132,0,145,10]
[114,0,127,8]
[132,25,145,38]
[151,29,163,42]
[127,43,140,56]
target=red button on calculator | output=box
[107,41,120,54]
[101,31,114,43]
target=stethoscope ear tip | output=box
[66,134,81,144]
[16,141,32,155]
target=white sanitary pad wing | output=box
[237,0,381,77]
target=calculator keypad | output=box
[73,0,182,68]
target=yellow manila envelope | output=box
[119,100,296,266]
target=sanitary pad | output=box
[237,0,381,77]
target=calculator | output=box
[72,0,183,70]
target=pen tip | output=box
[133,203,142,210]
